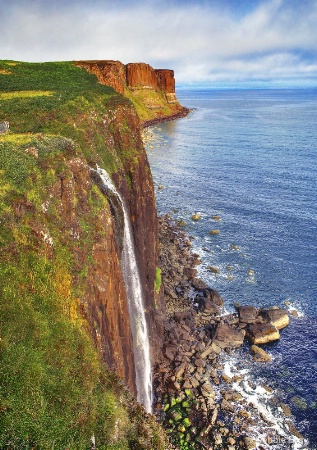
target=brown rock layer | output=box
[46,157,137,394]
[74,60,126,94]
[126,62,158,90]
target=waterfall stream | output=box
[95,166,152,413]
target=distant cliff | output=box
[74,60,189,125]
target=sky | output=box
[1,0,317,87]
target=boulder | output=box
[197,298,220,315]
[174,311,194,323]
[201,381,215,398]
[207,265,220,274]
[183,267,198,278]
[250,345,272,362]
[164,345,178,361]
[259,308,290,330]
[279,402,292,417]
[243,437,257,449]
[247,323,280,344]
[210,289,224,307]
[238,305,259,324]
[200,345,215,359]
[192,278,208,290]
[213,323,245,348]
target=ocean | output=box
[144,88,317,449]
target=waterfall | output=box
[95,166,152,413]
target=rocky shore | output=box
[141,107,191,129]
[153,215,303,450]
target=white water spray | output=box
[95,166,152,413]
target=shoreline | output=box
[154,214,305,450]
[141,107,191,129]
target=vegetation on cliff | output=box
[0,60,167,449]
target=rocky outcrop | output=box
[74,60,189,124]
[126,62,159,90]
[74,60,126,94]
[155,69,178,104]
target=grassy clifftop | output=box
[0,61,168,449]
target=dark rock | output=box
[213,323,245,348]
[183,267,198,278]
[164,345,178,361]
[174,311,194,323]
[202,288,224,307]
[197,297,220,314]
[238,305,259,324]
[191,278,208,290]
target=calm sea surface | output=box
[145,89,317,448]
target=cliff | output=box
[0,60,167,448]
[74,60,188,124]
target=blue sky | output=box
[1,0,317,87]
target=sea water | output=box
[145,89,317,448]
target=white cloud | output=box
[1,0,317,84]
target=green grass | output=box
[0,60,135,172]
[0,90,54,99]
[124,87,175,122]
[154,267,162,293]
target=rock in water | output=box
[247,323,280,344]
[250,344,272,362]
[259,307,290,330]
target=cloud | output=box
[1,0,317,85]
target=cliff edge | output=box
[0,60,167,448]
[74,60,189,125]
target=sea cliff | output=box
[74,60,189,125]
[0,60,168,448]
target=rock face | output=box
[126,62,158,90]
[74,60,188,124]
[110,105,164,362]
[155,69,178,103]
[51,158,137,392]
[73,60,126,94]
